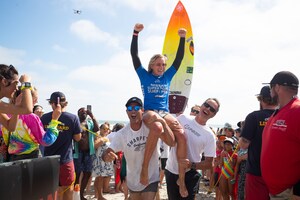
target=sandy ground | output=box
[80,177,216,200]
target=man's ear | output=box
[1,78,8,86]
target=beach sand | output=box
[82,177,216,200]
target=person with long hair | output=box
[130,23,189,197]
[0,64,33,130]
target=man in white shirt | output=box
[165,98,220,200]
[102,97,176,200]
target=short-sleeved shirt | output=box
[41,112,81,164]
[136,66,176,112]
[108,122,160,192]
[166,115,216,174]
[261,98,300,195]
[240,109,274,176]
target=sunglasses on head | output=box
[191,109,199,114]
[127,105,141,111]
[202,102,217,113]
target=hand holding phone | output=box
[87,105,92,111]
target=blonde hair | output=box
[147,54,167,72]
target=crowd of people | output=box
[0,22,299,200]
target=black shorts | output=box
[294,180,300,196]
[165,169,201,200]
[160,158,167,170]
[129,181,159,193]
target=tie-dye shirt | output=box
[0,113,59,155]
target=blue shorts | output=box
[74,151,93,173]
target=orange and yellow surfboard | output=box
[163,1,194,114]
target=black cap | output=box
[47,91,66,103]
[256,86,271,98]
[264,71,299,88]
[125,97,143,107]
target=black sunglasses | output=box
[202,102,217,113]
[127,105,141,111]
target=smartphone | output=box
[87,105,92,111]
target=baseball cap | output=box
[125,97,143,107]
[264,71,299,88]
[256,86,271,98]
[224,137,234,145]
[224,122,233,129]
[47,91,66,103]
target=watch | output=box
[20,82,32,90]
[191,162,197,170]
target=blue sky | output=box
[1,0,300,128]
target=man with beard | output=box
[102,97,176,200]
[238,86,277,200]
[74,107,100,200]
[261,71,300,199]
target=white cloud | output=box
[70,20,119,47]
[52,44,67,53]
[2,0,300,126]
[0,46,25,66]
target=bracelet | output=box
[48,119,62,127]
[21,86,33,91]
[20,82,32,90]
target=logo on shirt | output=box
[184,124,201,137]
[127,136,147,151]
[259,117,270,127]
[272,119,287,131]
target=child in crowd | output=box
[212,138,224,200]
[219,137,237,200]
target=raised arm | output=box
[40,103,62,146]
[172,28,187,71]
[0,74,33,115]
[130,23,144,70]
[87,109,100,133]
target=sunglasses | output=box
[127,105,141,111]
[202,102,217,113]
[191,109,199,114]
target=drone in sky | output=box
[73,9,82,14]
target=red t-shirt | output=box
[261,98,300,195]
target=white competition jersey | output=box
[108,122,160,191]
[166,115,216,174]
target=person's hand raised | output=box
[178,28,187,38]
[134,23,144,32]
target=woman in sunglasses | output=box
[0,64,33,130]
[1,87,61,162]
[0,64,34,162]
[131,23,189,197]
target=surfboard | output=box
[163,1,194,114]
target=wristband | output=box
[133,30,139,36]
[20,82,32,90]
[48,119,62,128]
